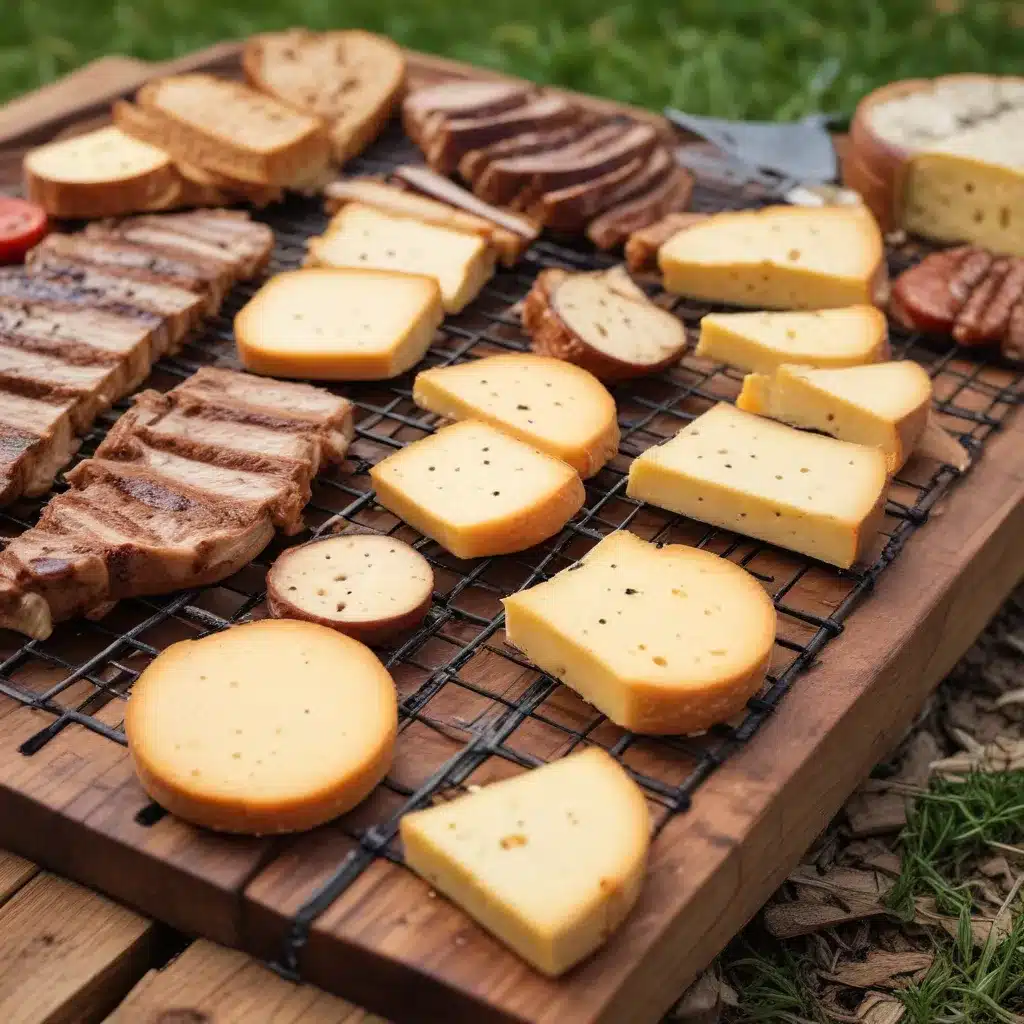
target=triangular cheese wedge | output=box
[399,748,649,976]
[657,204,887,309]
[696,306,889,373]
[737,361,932,472]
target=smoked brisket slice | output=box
[403,81,534,148]
[457,121,601,185]
[587,167,695,250]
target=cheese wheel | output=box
[266,534,433,644]
[503,531,776,735]
[400,747,649,977]
[125,619,397,834]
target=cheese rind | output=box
[626,403,889,569]
[370,420,585,559]
[306,202,496,313]
[413,353,619,478]
[737,361,932,472]
[125,619,397,834]
[696,306,889,373]
[399,748,650,977]
[657,205,887,309]
[235,268,444,380]
[503,531,776,734]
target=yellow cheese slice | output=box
[235,268,444,380]
[696,306,889,373]
[503,531,776,734]
[627,403,889,569]
[737,361,932,472]
[657,205,886,309]
[370,419,584,559]
[399,747,649,977]
[306,202,496,313]
[412,353,619,478]
[125,619,397,834]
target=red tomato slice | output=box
[0,198,48,264]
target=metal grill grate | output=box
[0,123,1021,975]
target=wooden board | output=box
[0,42,1022,1024]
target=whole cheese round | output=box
[266,533,433,644]
[125,619,397,834]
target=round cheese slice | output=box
[125,619,397,834]
[266,533,433,644]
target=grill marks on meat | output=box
[0,368,354,638]
[891,245,1024,360]
[0,210,273,508]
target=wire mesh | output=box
[0,122,1021,975]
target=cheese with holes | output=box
[399,747,649,976]
[503,531,776,734]
[696,306,889,373]
[125,619,397,834]
[657,205,887,309]
[627,403,888,568]
[235,268,443,380]
[370,420,585,559]
[306,202,496,313]
[413,353,619,478]
[737,361,932,472]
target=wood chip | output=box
[821,951,934,989]
[856,991,906,1024]
[913,896,1013,946]
[995,687,1024,707]
[846,791,908,838]
[669,970,722,1023]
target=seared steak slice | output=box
[586,167,695,250]
[457,121,601,185]
[403,81,533,147]
[0,389,78,501]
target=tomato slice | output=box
[0,198,48,264]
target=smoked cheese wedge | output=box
[627,403,889,569]
[503,531,776,735]
[125,619,397,834]
[400,747,649,977]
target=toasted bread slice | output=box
[136,74,330,187]
[244,29,406,164]
[24,126,179,219]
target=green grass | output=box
[0,1,1022,119]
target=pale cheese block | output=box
[400,747,649,977]
[266,534,433,644]
[737,361,932,472]
[657,205,887,310]
[235,268,443,381]
[412,353,619,478]
[696,306,890,373]
[23,126,179,219]
[503,531,776,734]
[125,619,397,834]
[369,420,585,559]
[307,203,496,313]
[626,403,889,569]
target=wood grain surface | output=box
[0,42,1021,1024]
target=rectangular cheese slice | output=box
[369,420,585,559]
[657,205,887,309]
[306,202,497,313]
[235,268,444,380]
[400,747,650,977]
[626,403,889,568]
[696,306,889,373]
[737,361,932,472]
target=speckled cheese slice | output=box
[412,353,620,478]
[369,419,585,559]
[235,268,443,380]
[306,202,497,313]
[125,619,397,834]
[503,531,776,735]
[696,306,890,373]
[737,361,932,472]
[657,205,886,309]
[399,747,650,977]
[626,403,889,569]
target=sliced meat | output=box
[949,248,993,304]
[954,259,1013,345]
[586,167,695,250]
[0,389,78,500]
[973,260,1024,343]
[403,80,533,146]
[889,247,971,335]
[625,211,710,273]
[555,145,674,226]
[457,121,600,185]
[1005,302,1024,362]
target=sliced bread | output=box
[243,29,406,164]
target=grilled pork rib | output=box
[0,368,354,639]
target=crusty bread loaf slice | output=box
[136,74,331,187]
[24,126,179,218]
[243,29,406,164]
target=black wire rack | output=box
[0,122,1021,976]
